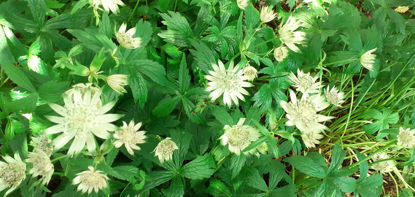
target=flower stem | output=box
[128,0,140,22]
[51,155,68,163]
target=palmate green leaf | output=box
[328,144,346,172]
[0,26,36,92]
[128,71,148,108]
[141,171,174,192]
[354,174,383,197]
[68,28,116,52]
[190,40,217,73]
[181,154,215,180]
[152,96,181,117]
[159,11,194,47]
[1,64,37,93]
[108,165,140,181]
[163,177,184,197]
[207,179,232,197]
[27,0,46,25]
[179,54,191,92]
[129,59,172,88]
[135,20,153,48]
[284,156,327,178]
[244,4,260,30]
[230,154,246,179]
[6,93,38,113]
[45,10,90,30]
[362,109,399,136]
[99,12,112,38]
[0,1,39,34]
[246,168,268,192]
[211,106,233,126]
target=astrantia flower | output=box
[278,17,306,53]
[116,24,141,49]
[220,118,260,155]
[371,153,395,174]
[26,151,54,185]
[113,120,147,155]
[73,166,109,194]
[301,130,324,148]
[205,60,253,106]
[288,69,322,94]
[107,74,128,93]
[260,6,276,23]
[360,48,376,71]
[395,6,409,13]
[308,94,330,111]
[280,90,333,134]
[237,0,249,10]
[397,127,415,149]
[154,138,178,163]
[46,83,121,156]
[92,0,124,14]
[0,153,26,196]
[243,65,257,81]
[274,46,289,62]
[31,135,53,156]
[324,86,345,107]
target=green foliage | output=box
[1,0,415,196]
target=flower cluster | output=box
[154,137,179,163]
[278,17,306,53]
[281,70,345,148]
[0,154,26,196]
[205,60,253,106]
[116,24,142,49]
[113,120,147,155]
[397,127,415,149]
[220,118,261,155]
[73,166,109,194]
[46,83,122,156]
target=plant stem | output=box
[128,0,140,22]
[348,139,397,169]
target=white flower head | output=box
[371,153,395,174]
[324,86,345,107]
[220,118,261,155]
[301,130,324,148]
[26,151,54,185]
[308,94,330,111]
[237,0,249,10]
[154,137,178,163]
[0,153,26,196]
[280,90,333,134]
[397,127,415,149]
[116,23,142,49]
[288,69,322,94]
[113,120,147,155]
[45,83,121,156]
[243,65,258,81]
[205,60,253,106]
[279,17,306,53]
[360,48,376,71]
[274,46,289,62]
[31,135,53,156]
[395,6,409,13]
[107,74,128,93]
[92,0,124,14]
[260,6,276,23]
[73,166,109,194]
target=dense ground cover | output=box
[1,0,415,196]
